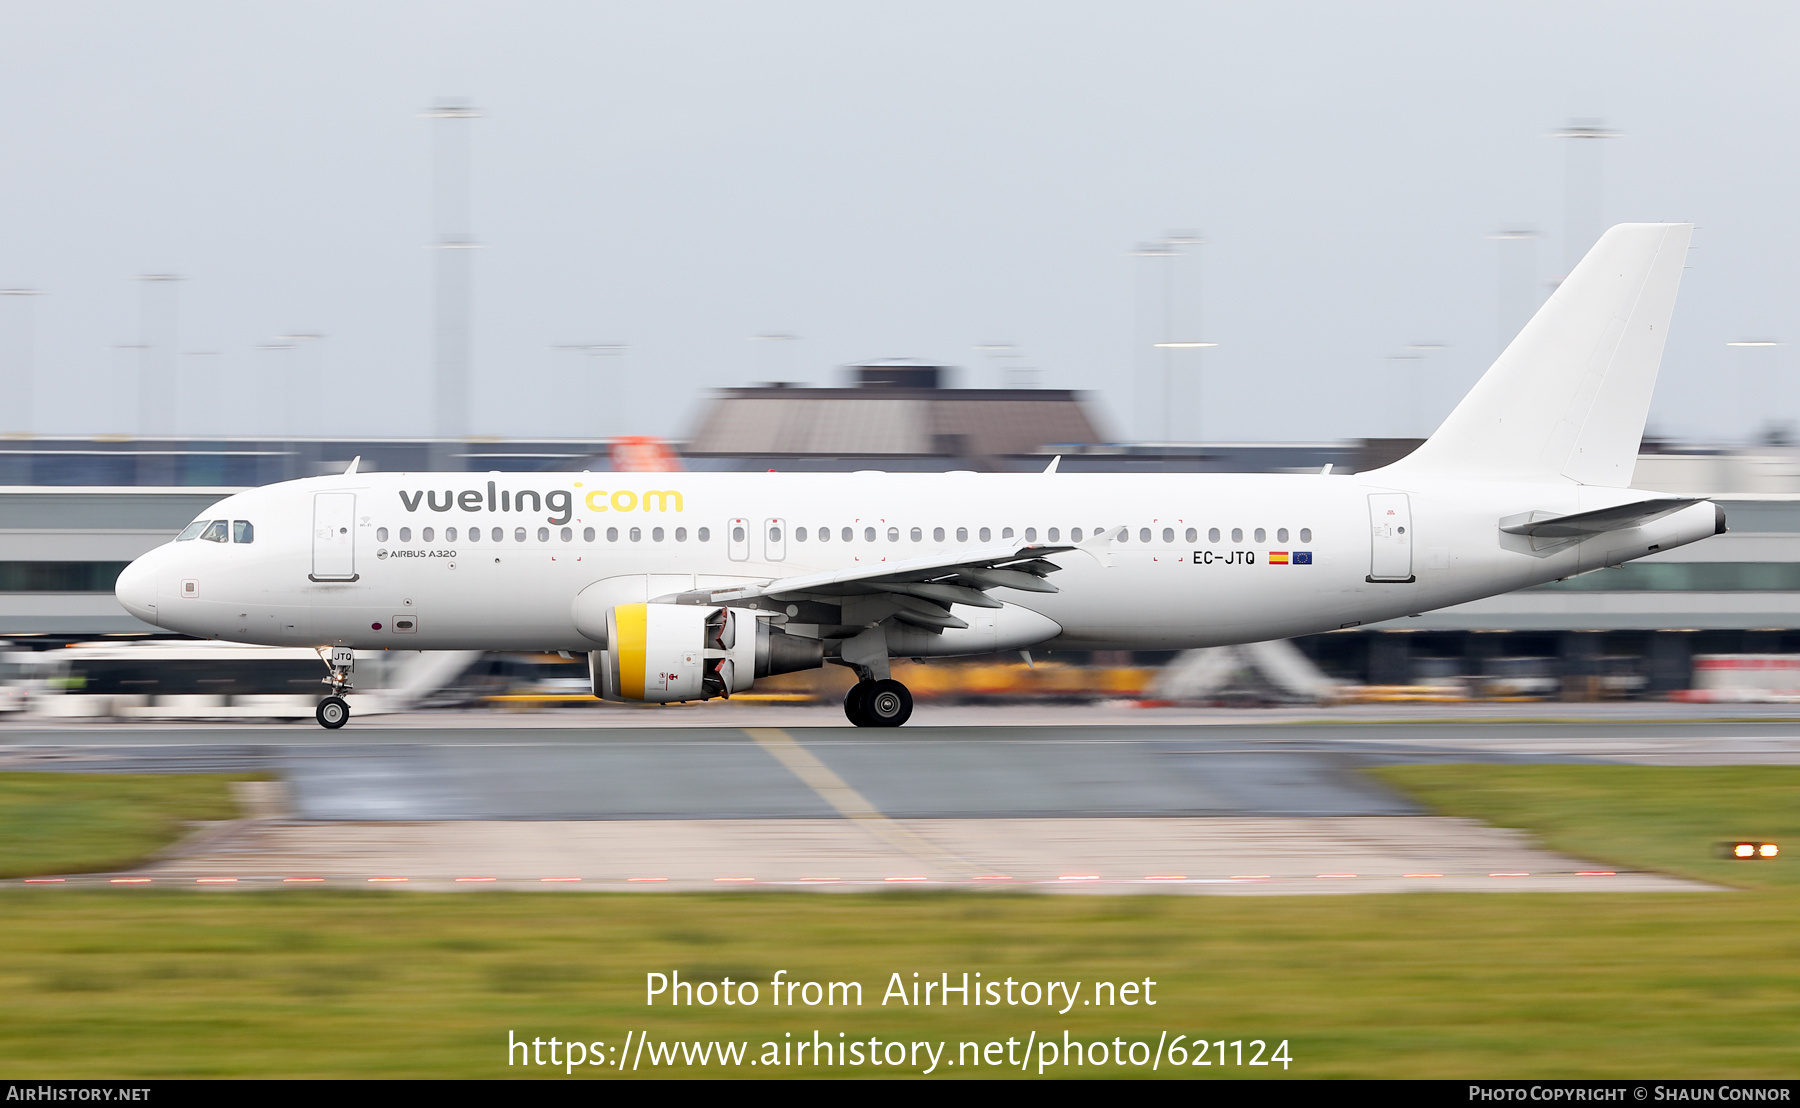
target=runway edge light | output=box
[1724,842,1779,859]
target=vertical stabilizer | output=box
[1377,223,1691,487]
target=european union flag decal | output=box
[1293,551,1313,565]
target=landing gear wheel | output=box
[316,695,350,730]
[843,683,872,727]
[862,679,912,727]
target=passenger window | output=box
[910,527,921,542]
[1070,527,1081,542]
[233,520,254,543]
[698,527,711,542]
[1254,528,1266,543]
[1209,528,1220,543]
[675,527,686,542]
[1024,527,1037,542]
[1300,528,1312,543]
[200,520,228,543]
[470,527,481,543]
[582,527,594,542]
[176,521,207,542]
[512,527,525,542]
[1139,528,1151,543]
[795,527,807,542]
[607,527,619,542]
[1185,527,1196,543]
[732,524,745,543]
[1162,527,1174,543]
[864,527,876,542]
[1277,528,1289,543]
[377,527,389,542]
[1048,527,1059,542]
[491,527,504,542]
[1002,527,1015,540]
[654,527,666,542]
[841,527,853,542]
[887,527,899,542]
[422,527,434,542]
[400,527,412,542]
[767,526,780,544]
[817,527,830,543]
[561,527,573,542]
[629,527,642,542]
[447,527,459,541]
[1118,529,1129,543]
[538,527,550,542]
[1231,528,1242,542]
[978,527,991,542]
[933,527,945,542]
[957,527,969,542]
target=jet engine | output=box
[590,603,822,703]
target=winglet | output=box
[344,456,361,475]
[1043,455,1061,474]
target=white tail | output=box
[1378,223,1692,487]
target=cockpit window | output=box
[233,520,254,544]
[200,520,229,543]
[176,521,208,542]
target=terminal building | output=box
[4,364,1798,698]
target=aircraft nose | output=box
[114,555,161,626]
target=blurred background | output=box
[5,0,1800,718]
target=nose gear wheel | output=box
[316,695,350,729]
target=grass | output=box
[0,766,1796,1078]
[0,773,245,879]
[1371,764,1800,890]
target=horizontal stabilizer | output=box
[1499,497,1705,539]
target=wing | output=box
[661,529,1121,631]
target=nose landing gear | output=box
[843,678,912,727]
[316,646,354,729]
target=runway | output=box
[3,705,1789,892]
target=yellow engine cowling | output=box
[591,603,822,703]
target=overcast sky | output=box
[1,2,1796,445]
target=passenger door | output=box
[764,517,787,561]
[311,492,358,581]
[727,517,749,561]
[1367,493,1414,582]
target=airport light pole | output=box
[136,274,183,437]
[975,342,1028,389]
[1726,340,1784,444]
[1387,343,1447,438]
[182,350,221,438]
[1551,121,1619,282]
[425,100,480,469]
[1489,229,1539,354]
[552,343,630,441]
[254,338,296,440]
[750,332,801,385]
[1134,233,1209,441]
[0,288,42,436]
[280,333,326,438]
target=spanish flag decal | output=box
[1268,551,1290,565]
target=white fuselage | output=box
[114,469,1720,653]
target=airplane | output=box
[115,223,1722,729]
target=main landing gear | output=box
[316,646,354,730]
[844,679,912,728]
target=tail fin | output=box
[1378,222,1692,487]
